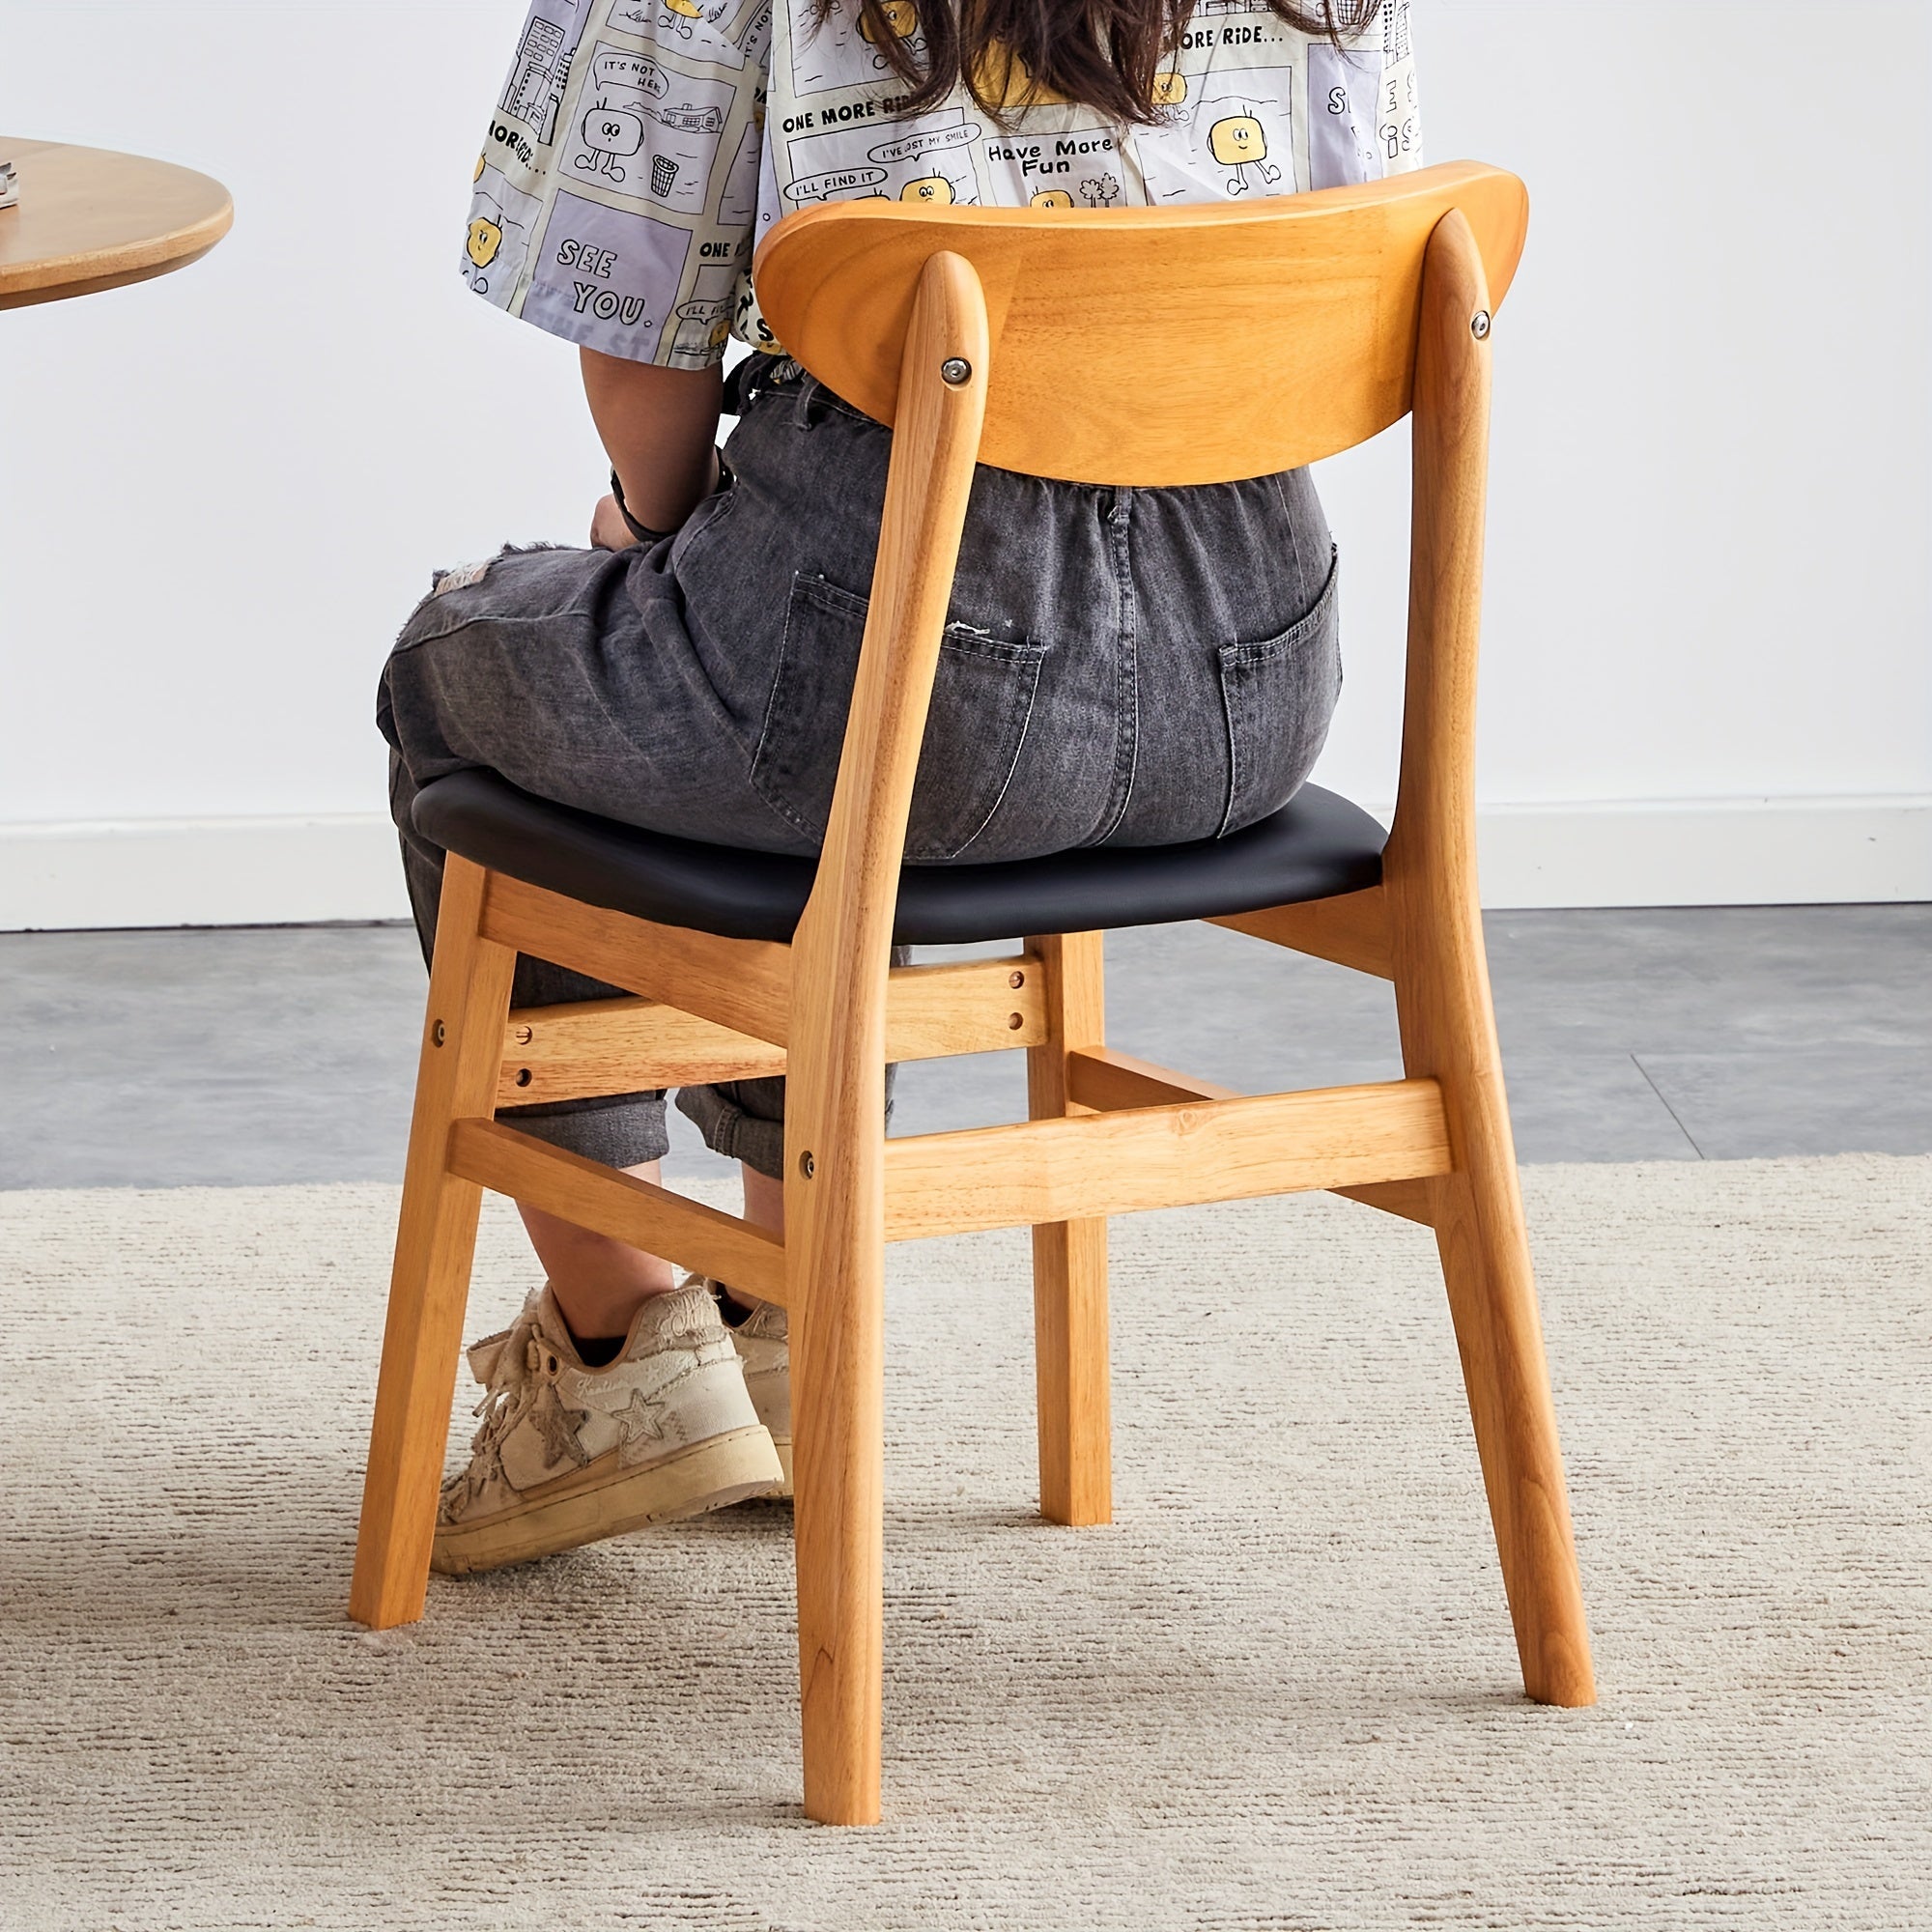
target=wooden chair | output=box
[348,159,1596,1825]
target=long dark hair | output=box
[826,0,1385,127]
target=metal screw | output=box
[1471,309,1492,341]
[800,1151,816,1179]
[431,1020,446,1047]
[1008,1011,1025,1030]
[514,1068,533,1088]
[940,357,972,386]
[1009,971,1025,989]
[512,1024,534,1045]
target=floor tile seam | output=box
[1629,1054,1706,1160]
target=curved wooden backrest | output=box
[753,159,1527,486]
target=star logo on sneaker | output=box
[613,1387,671,1458]
[528,1384,592,1469]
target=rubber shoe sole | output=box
[432,1424,782,1577]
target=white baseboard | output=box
[0,795,1926,931]
[1463,794,1932,911]
[0,814,413,931]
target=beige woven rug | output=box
[2,1157,1927,1930]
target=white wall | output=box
[2,0,1927,926]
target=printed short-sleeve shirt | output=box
[464,0,1423,366]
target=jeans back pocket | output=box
[1216,546,1343,838]
[753,573,1053,863]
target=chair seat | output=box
[412,769,1386,947]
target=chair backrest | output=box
[753,160,1527,486]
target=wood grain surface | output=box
[0,136,232,309]
[753,160,1527,484]
[882,1077,1454,1241]
[782,252,992,1825]
[1025,933,1113,1527]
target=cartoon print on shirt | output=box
[1079,172,1121,207]
[784,108,981,207]
[523,188,693,358]
[1208,109,1279,193]
[791,0,923,96]
[575,96,646,181]
[1378,60,1419,165]
[1030,187,1073,208]
[1381,0,1411,61]
[1132,71,1293,204]
[559,45,736,215]
[1375,0,1419,164]
[979,118,1137,206]
[500,7,582,144]
[462,167,542,296]
[869,112,981,201]
[666,261,743,365]
[674,304,735,358]
[609,0,768,69]
[468,212,506,270]
[727,0,777,68]
[733,273,781,353]
[1307,43,1380,189]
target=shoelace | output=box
[463,1297,550,1463]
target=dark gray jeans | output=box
[379,356,1341,1178]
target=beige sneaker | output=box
[432,1277,782,1576]
[717,1284,791,1497]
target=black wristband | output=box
[610,456,731,547]
[609,468,675,547]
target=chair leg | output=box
[349,858,517,1631]
[1430,1161,1595,1705]
[1394,900,1597,1708]
[1026,932,1112,1526]
[1031,1220,1111,1524]
[786,1087,887,1824]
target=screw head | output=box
[512,1024,534,1045]
[431,1020,446,1047]
[1007,1011,1025,1030]
[940,356,972,386]
[514,1067,533,1088]
[1471,309,1492,341]
[800,1151,816,1179]
[1009,971,1025,989]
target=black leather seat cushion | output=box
[412,769,1385,947]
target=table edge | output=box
[0,139,234,301]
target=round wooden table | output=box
[0,136,232,310]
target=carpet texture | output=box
[2,1157,1927,1930]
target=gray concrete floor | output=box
[3,907,1926,1191]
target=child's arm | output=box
[582,347,724,543]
